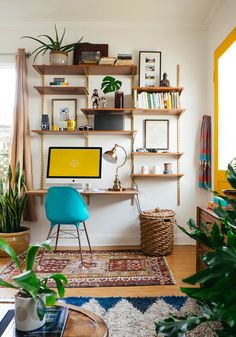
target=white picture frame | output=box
[52,99,77,129]
[139,51,162,87]
[145,119,169,150]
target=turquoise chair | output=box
[43,186,92,266]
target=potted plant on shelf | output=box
[0,162,29,256]
[155,163,236,336]
[0,239,68,331]
[101,76,123,108]
[22,25,83,65]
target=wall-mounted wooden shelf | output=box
[81,108,133,116]
[131,152,184,157]
[32,130,136,136]
[132,108,185,116]
[131,173,184,178]
[132,86,184,94]
[34,86,88,95]
[33,64,137,76]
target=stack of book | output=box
[99,57,117,65]
[116,54,133,65]
[134,90,181,109]
[50,77,69,86]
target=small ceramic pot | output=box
[49,51,68,65]
[15,294,46,331]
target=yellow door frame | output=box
[214,26,236,193]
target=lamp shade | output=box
[103,148,117,163]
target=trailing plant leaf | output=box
[25,240,51,271]
[0,238,22,272]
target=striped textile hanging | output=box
[198,115,211,189]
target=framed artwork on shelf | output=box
[145,119,169,150]
[73,43,108,64]
[139,51,162,87]
[52,99,77,129]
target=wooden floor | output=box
[0,245,195,298]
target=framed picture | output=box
[145,119,169,150]
[73,43,108,64]
[139,51,162,87]
[52,99,77,129]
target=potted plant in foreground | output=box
[0,162,29,256]
[155,163,236,336]
[22,25,83,65]
[101,76,123,108]
[0,239,68,331]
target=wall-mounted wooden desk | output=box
[27,189,138,205]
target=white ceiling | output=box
[0,0,221,25]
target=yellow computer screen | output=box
[47,147,102,178]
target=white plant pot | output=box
[15,294,46,331]
[49,51,68,65]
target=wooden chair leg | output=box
[83,221,92,254]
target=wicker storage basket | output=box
[140,207,175,256]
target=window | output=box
[0,57,16,179]
[214,27,236,193]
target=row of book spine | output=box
[133,90,181,109]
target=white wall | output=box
[0,21,208,245]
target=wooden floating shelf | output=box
[32,130,136,136]
[33,64,137,76]
[131,174,184,178]
[132,108,185,116]
[132,86,184,94]
[131,152,184,157]
[27,189,138,197]
[34,86,88,95]
[81,108,133,116]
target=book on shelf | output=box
[135,91,181,109]
[99,57,116,65]
[117,53,132,60]
[0,307,68,337]
[115,59,134,65]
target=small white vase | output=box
[49,51,68,65]
[15,294,46,331]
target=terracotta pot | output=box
[49,51,68,65]
[15,293,46,331]
[0,227,30,257]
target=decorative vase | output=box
[115,91,124,108]
[15,294,46,331]
[0,227,30,257]
[49,51,68,65]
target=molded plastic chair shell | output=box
[45,186,89,226]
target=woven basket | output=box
[139,207,175,256]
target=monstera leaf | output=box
[101,76,122,94]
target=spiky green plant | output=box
[0,162,27,233]
[0,239,68,320]
[156,163,236,337]
[22,25,83,62]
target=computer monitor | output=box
[46,147,102,185]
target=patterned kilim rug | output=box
[0,250,175,287]
[61,296,220,337]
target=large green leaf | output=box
[13,271,40,300]
[0,278,19,289]
[41,273,68,298]
[101,76,122,94]
[36,296,47,321]
[0,239,22,272]
[25,240,51,271]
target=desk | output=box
[0,303,109,337]
[27,189,138,205]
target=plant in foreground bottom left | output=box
[0,239,68,331]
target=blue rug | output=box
[60,296,217,337]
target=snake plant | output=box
[0,162,27,233]
[0,239,68,320]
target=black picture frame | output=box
[145,119,169,150]
[73,43,108,65]
[139,51,162,87]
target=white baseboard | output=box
[31,233,195,246]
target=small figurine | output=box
[91,89,100,109]
[160,73,170,87]
[101,96,107,108]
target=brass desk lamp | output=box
[103,144,127,191]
